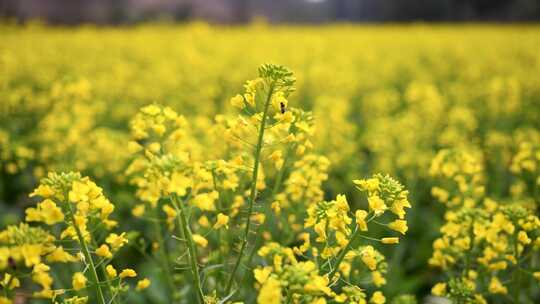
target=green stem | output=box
[244,148,291,272]
[328,228,361,280]
[171,195,205,304]
[66,204,106,304]
[285,290,293,304]
[3,274,14,298]
[152,205,175,300]
[512,235,521,304]
[211,170,225,293]
[89,238,117,304]
[225,83,275,295]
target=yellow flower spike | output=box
[388,220,408,235]
[119,269,137,279]
[192,234,208,248]
[488,277,507,294]
[254,266,272,284]
[518,231,531,244]
[360,246,378,271]
[152,124,166,136]
[230,94,245,109]
[312,298,326,304]
[132,204,145,217]
[284,133,296,143]
[162,204,178,229]
[25,199,64,225]
[389,198,411,219]
[370,291,385,304]
[95,244,113,259]
[106,265,117,278]
[335,231,349,248]
[296,145,306,156]
[488,261,507,271]
[25,207,43,223]
[355,210,368,231]
[252,213,266,224]
[148,142,161,153]
[271,91,287,111]
[244,93,255,107]
[431,282,447,296]
[167,172,192,196]
[33,263,50,273]
[269,150,282,162]
[192,191,218,211]
[141,104,161,116]
[0,296,11,304]
[1,274,20,290]
[136,278,151,291]
[105,232,128,251]
[271,201,281,214]
[213,213,229,229]
[314,221,327,242]
[381,237,399,244]
[22,244,43,267]
[257,277,281,304]
[431,187,449,203]
[76,201,90,215]
[72,272,87,291]
[354,178,380,192]
[372,271,386,287]
[69,181,90,203]
[198,215,210,227]
[46,246,77,263]
[304,275,332,296]
[127,141,143,154]
[29,184,55,198]
[368,196,387,216]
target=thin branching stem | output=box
[328,227,361,280]
[152,204,175,300]
[171,194,205,304]
[243,147,292,275]
[66,203,106,304]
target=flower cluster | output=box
[254,174,412,304]
[429,149,485,209]
[429,148,540,303]
[0,172,145,304]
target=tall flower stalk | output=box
[225,64,296,295]
[225,84,274,295]
[66,202,107,304]
[1,172,140,303]
[171,194,205,304]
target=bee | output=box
[280,102,286,114]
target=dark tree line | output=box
[1,0,539,24]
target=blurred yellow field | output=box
[1,23,540,303]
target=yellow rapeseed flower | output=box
[388,220,408,235]
[213,213,229,229]
[136,278,151,291]
[95,244,113,259]
[368,196,387,216]
[192,234,208,248]
[381,237,399,244]
[431,282,447,296]
[370,291,385,304]
[106,265,117,278]
[488,277,507,294]
[72,272,87,291]
[119,269,137,279]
